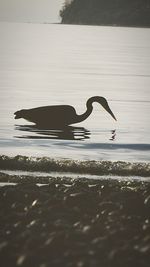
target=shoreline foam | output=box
[0,155,150,177]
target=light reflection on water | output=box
[0,22,150,161]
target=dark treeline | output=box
[60,0,150,27]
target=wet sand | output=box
[0,173,150,267]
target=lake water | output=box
[0,22,150,162]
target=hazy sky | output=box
[0,0,65,23]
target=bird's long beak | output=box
[105,106,117,121]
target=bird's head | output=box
[87,96,117,121]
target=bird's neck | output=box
[76,100,93,123]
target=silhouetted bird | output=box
[14,96,116,128]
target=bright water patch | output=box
[0,23,150,162]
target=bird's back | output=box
[16,105,77,127]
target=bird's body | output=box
[18,105,78,127]
[14,96,116,128]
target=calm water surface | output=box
[0,22,150,161]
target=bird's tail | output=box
[14,110,22,119]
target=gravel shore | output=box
[0,173,150,267]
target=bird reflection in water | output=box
[15,125,90,141]
[109,129,116,141]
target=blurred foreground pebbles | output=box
[0,173,150,267]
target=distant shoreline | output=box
[60,22,150,29]
[0,21,150,29]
